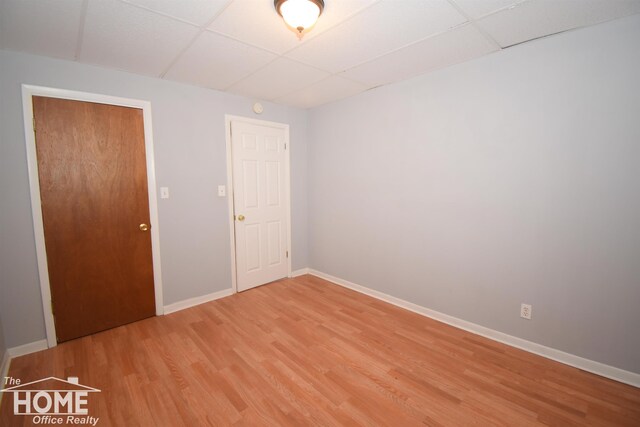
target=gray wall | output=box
[0,309,6,361]
[0,50,308,349]
[307,14,640,374]
[1,15,638,376]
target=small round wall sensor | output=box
[253,102,264,114]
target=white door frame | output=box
[22,84,165,348]
[224,115,292,293]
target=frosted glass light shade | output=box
[275,0,324,35]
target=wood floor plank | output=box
[1,275,639,426]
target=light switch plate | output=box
[160,187,169,199]
[218,185,226,197]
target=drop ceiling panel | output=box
[276,75,368,109]
[208,0,377,55]
[285,0,467,73]
[451,0,523,19]
[343,24,498,87]
[0,0,84,59]
[208,0,306,54]
[227,58,329,101]
[165,32,276,90]
[2,0,640,109]
[122,0,231,27]
[79,0,199,76]
[301,0,378,39]
[477,0,640,48]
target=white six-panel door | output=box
[231,120,289,291]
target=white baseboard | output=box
[1,349,10,381]
[0,349,8,404]
[7,339,48,358]
[1,289,236,365]
[307,269,640,388]
[163,288,234,315]
[1,338,48,403]
[291,268,310,277]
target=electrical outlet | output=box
[520,303,532,320]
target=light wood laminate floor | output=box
[1,275,639,426]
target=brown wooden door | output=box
[33,96,156,343]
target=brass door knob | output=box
[139,223,150,231]
[237,215,245,221]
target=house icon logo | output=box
[1,376,100,425]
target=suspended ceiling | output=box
[1,0,639,108]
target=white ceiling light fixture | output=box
[274,0,325,39]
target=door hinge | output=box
[284,143,287,150]
[50,300,54,316]
[286,250,289,258]
[32,116,36,133]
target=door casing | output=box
[225,115,292,293]
[22,84,165,348]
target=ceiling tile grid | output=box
[79,0,200,76]
[122,0,231,27]
[1,0,639,108]
[475,0,640,48]
[227,57,329,101]
[164,31,277,90]
[452,0,526,19]
[341,23,499,88]
[207,0,305,54]
[296,0,378,40]
[285,0,468,73]
[208,0,378,55]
